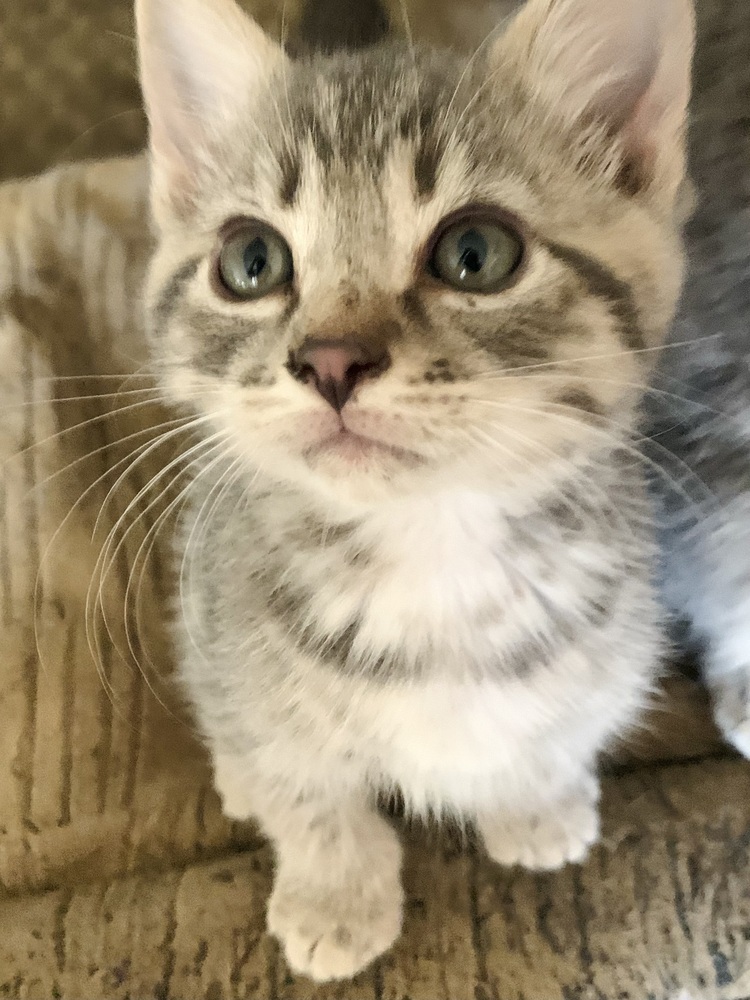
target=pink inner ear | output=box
[597,49,662,136]
[516,0,693,201]
[137,0,286,209]
[616,103,658,195]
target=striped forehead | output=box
[273,48,454,208]
[262,57,454,291]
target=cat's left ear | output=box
[496,0,695,210]
[136,0,286,220]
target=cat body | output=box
[181,467,657,819]
[136,0,694,980]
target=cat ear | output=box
[498,0,694,205]
[136,0,286,216]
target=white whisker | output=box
[470,397,712,515]
[122,443,239,715]
[475,334,723,378]
[88,431,232,691]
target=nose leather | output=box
[288,338,391,412]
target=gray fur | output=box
[137,0,695,981]
[544,239,646,351]
[184,452,652,682]
[644,0,750,755]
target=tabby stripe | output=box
[153,256,202,329]
[195,329,251,376]
[544,239,645,351]
[279,150,302,206]
[266,577,563,682]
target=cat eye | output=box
[429,216,523,293]
[217,221,293,299]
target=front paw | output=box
[478,783,600,871]
[711,670,750,759]
[267,877,403,981]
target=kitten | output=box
[136,0,694,981]
[643,0,750,759]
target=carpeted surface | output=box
[0,2,749,999]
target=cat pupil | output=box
[457,229,486,277]
[243,238,268,282]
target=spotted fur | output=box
[136,0,694,981]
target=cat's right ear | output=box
[495,0,694,211]
[136,0,286,220]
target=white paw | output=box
[711,672,750,758]
[267,880,403,981]
[478,787,600,871]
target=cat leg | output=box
[476,772,600,871]
[214,753,402,982]
[700,578,750,757]
[667,533,750,758]
[658,490,750,759]
[710,665,750,758]
[266,788,403,981]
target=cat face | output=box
[138,0,693,507]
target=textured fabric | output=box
[0,2,748,998]
[0,0,300,183]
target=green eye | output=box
[217,222,293,299]
[429,217,523,293]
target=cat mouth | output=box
[303,427,419,466]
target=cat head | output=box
[137,0,694,510]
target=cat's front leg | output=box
[213,752,403,982]
[476,772,600,871]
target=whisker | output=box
[93,428,230,590]
[29,413,198,504]
[6,394,184,469]
[130,464,216,690]
[476,369,726,418]
[436,13,506,150]
[180,451,247,660]
[31,415,211,687]
[471,397,712,515]
[92,413,217,537]
[122,444,238,716]
[30,373,156,383]
[462,419,637,542]
[55,107,145,166]
[543,400,715,510]
[474,334,723,378]
[88,432,232,691]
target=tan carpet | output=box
[0,3,749,998]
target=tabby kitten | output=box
[136,0,694,981]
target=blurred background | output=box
[0,0,521,182]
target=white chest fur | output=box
[335,654,620,815]
[305,490,547,674]
[289,491,634,815]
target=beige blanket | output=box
[0,1,749,996]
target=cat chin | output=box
[301,449,426,507]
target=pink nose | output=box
[288,338,391,412]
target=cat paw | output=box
[711,670,750,759]
[267,880,403,981]
[478,784,600,871]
